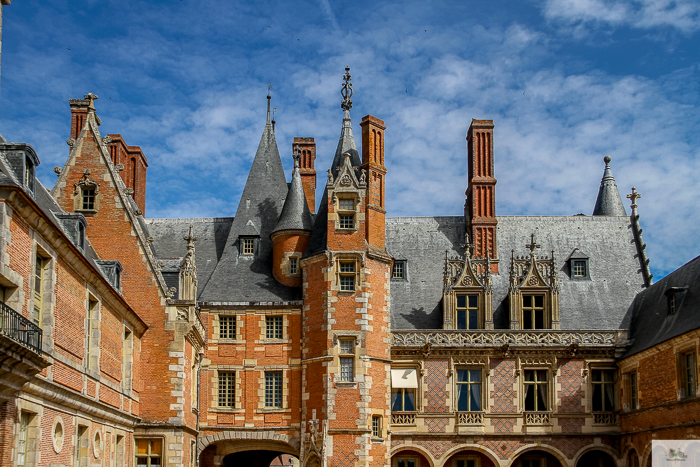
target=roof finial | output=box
[293,143,300,169]
[341,66,353,111]
[184,224,198,250]
[526,233,541,255]
[266,84,272,124]
[85,92,98,110]
[627,186,641,212]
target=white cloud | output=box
[542,0,700,33]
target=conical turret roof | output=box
[272,161,313,234]
[592,155,627,216]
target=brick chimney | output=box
[293,137,316,214]
[360,115,387,251]
[68,98,90,143]
[107,134,148,216]
[466,119,498,273]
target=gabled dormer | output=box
[329,152,366,234]
[0,142,40,195]
[442,234,494,329]
[508,234,560,329]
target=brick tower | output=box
[295,137,317,214]
[300,67,392,467]
[466,119,498,272]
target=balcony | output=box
[457,412,484,425]
[0,302,50,401]
[524,411,551,425]
[1,302,43,355]
[593,412,618,426]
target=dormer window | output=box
[392,260,406,280]
[522,295,545,329]
[240,237,256,256]
[665,287,688,315]
[567,248,590,280]
[336,195,357,231]
[73,170,101,214]
[290,257,298,275]
[78,222,86,250]
[25,157,36,193]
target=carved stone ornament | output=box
[124,188,135,195]
[102,135,112,145]
[134,208,143,216]
[340,174,352,186]
[116,164,125,172]
[73,170,100,196]
[166,287,177,298]
[461,276,473,286]
[66,138,76,147]
[392,330,620,348]
[359,169,367,185]
[528,276,539,286]
[327,169,334,184]
[176,307,189,321]
[53,166,62,176]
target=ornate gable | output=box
[442,234,494,329]
[508,234,560,329]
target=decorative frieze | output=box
[392,330,623,348]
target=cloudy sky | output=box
[0,0,698,279]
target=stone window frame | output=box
[210,366,243,412]
[265,315,283,340]
[570,259,589,280]
[214,312,242,343]
[134,437,164,467]
[676,344,699,400]
[73,172,102,216]
[238,236,258,257]
[371,414,383,439]
[84,291,101,374]
[31,239,57,351]
[334,193,359,233]
[76,424,89,467]
[282,251,303,277]
[92,429,102,459]
[339,337,356,383]
[219,315,237,340]
[454,366,485,413]
[521,293,548,330]
[391,364,420,413]
[621,367,639,412]
[52,416,65,454]
[521,367,552,414]
[334,331,362,388]
[333,253,363,295]
[16,410,39,467]
[589,367,617,413]
[264,370,284,409]
[122,326,133,391]
[255,312,291,344]
[218,370,236,408]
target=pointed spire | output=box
[273,145,313,234]
[266,84,272,126]
[331,66,361,173]
[592,155,627,216]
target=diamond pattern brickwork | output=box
[490,358,516,413]
[559,417,585,434]
[425,417,449,433]
[424,359,450,413]
[558,359,585,413]
[551,436,591,459]
[491,417,516,433]
[479,439,522,460]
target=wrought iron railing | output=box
[524,411,551,425]
[391,413,416,425]
[457,412,484,425]
[0,301,43,355]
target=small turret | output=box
[271,149,313,287]
[592,155,627,216]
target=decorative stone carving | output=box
[66,138,76,147]
[327,169,333,184]
[179,225,198,301]
[53,167,62,176]
[340,174,352,186]
[124,188,134,195]
[359,169,366,185]
[391,330,620,348]
[134,209,143,216]
[102,135,112,145]
[73,170,100,196]
[116,164,125,172]
[176,307,189,321]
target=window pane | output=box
[457,310,466,329]
[407,461,415,467]
[523,295,532,307]
[340,357,354,382]
[592,383,602,411]
[468,309,478,330]
[339,199,354,210]
[470,383,481,411]
[137,440,149,455]
[457,461,465,467]
[523,311,532,329]
[457,383,470,411]
[457,370,469,382]
[470,370,481,382]
[403,390,415,411]
[391,390,402,411]
[340,339,354,354]
[151,439,162,454]
[524,383,535,411]
[469,295,478,308]
[535,295,544,307]
[457,295,466,308]
[535,310,544,329]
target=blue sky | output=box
[0,0,698,279]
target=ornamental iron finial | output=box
[526,233,541,254]
[459,232,474,259]
[341,66,353,111]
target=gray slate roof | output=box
[388,215,645,331]
[196,99,300,302]
[592,156,627,216]
[144,218,233,298]
[622,254,700,358]
[272,166,313,234]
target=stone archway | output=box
[197,432,300,467]
[305,453,321,467]
[510,449,564,467]
[575,449,616,467]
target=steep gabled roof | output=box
[593,155,627,216]
[199,96,297,302]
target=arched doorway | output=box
[627,448,639,467]
[510,449,563,467]
[391,448,432,467]
[198,438,299,467]
[576,450,615,467]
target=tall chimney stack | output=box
[293,137,316,214]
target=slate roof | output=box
[593,155,627,216]
[622,254,700,358]
[144,218,233,298]
[195,97,299,303]
[388,215,644,331]
[272,165,313,234]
